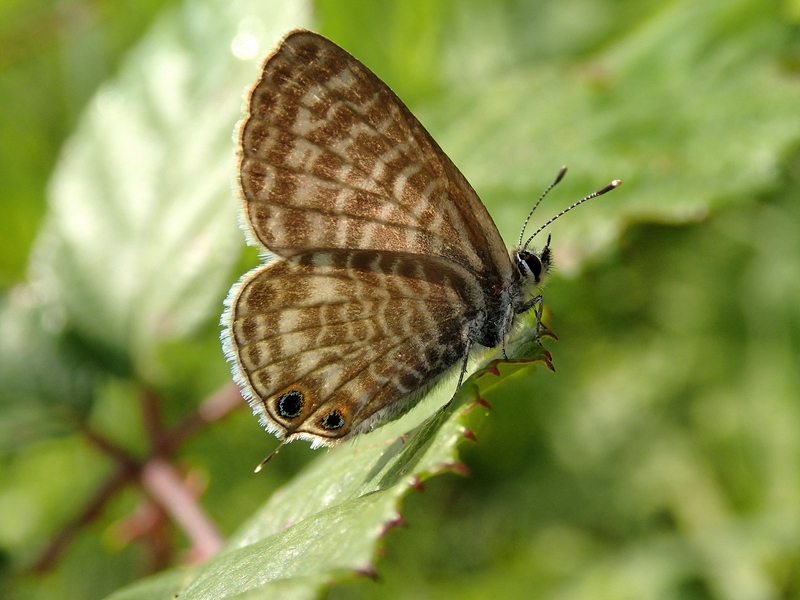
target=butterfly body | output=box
[222,30,556,449]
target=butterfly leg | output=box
[533,296,546,342]
[445,336,473,408]
[500,303,515,360]
[518,294,545,342]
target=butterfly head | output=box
[515,170,621,290]
[514,233,552,286]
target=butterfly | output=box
[221,29,619,464]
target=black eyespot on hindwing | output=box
[277,390,304,418]
[321,410,345,430]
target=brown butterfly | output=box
[221,30,619,464]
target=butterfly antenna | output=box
[522,179,621,251]
[254,440,288,473]
[517,166,568,247]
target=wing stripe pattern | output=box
[228,250,471,444]
[239,31,512,282]
[227,31,520,447]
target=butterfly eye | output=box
[277,390,305,418]
[518,251,543,281]
[526,255,543,280]
[320,410,345,430]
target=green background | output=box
[2,0,800,598]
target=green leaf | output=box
[102,569,190,600]
[105,315,553,599]
[27,0,311,370]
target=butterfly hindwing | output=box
[225,249,479,446]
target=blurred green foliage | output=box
[2,0,800,598]
[0,0,182,287]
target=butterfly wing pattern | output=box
[223,30,527,448]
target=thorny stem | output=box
[108,492,173,572]
[140,458,223,561]
[32,382,246,573]
[81,425,140,471]
[139,387,165,453]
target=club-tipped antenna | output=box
[517,166,568,247]
[522,179,621,250]
[254,440,288,473]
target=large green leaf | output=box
[106,315,553,600]
[28,0,310,370]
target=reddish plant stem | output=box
[140,458,224,561]
[146,511,174,573]
[33,382,244,572]
[139,387,165,453]
[81,425,140,472]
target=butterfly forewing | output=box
[238,30,513,280]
